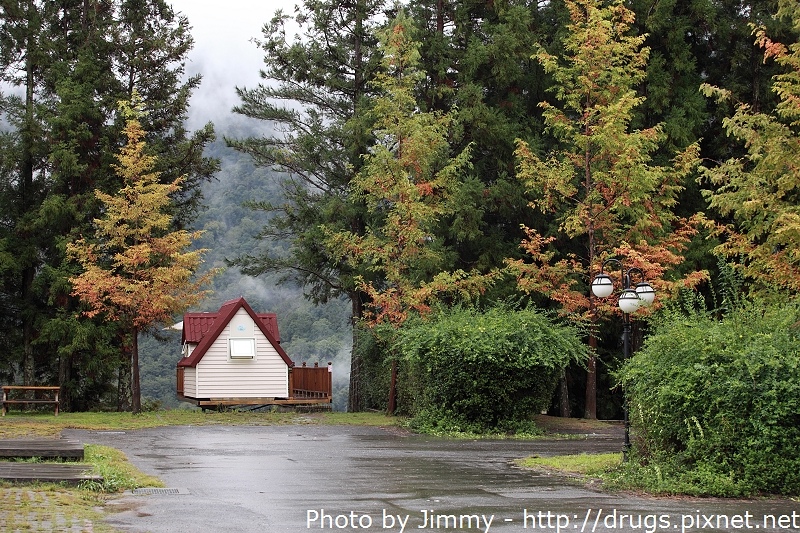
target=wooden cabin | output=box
[176,297,331,408]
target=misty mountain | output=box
[139,137,351,410]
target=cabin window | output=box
[229,338,256,359]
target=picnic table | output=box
[1,385,61,416]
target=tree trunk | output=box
[22,284,35,387]
[347,2,366,414]
[131,327,141,414]
[21,5,37,389]
[558,369,570,418]
[387,359,397,415]
[117,339,132,411]
[584,334,597,419]
[347,293,364,412]
[58,352,72,412]
[584,139,597,420]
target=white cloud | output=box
[169,0,298,131]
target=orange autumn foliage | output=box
[67,99,216,332]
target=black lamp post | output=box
[590,258,655,461]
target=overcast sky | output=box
[168,0,299,131]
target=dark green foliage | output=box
[115,0,219,228]
[0,1,216,411]
[617,300,800,495]
[350,324,394,413]
[139,329,182,409]
[228,0,796,420]
[396,306,586,432]
[408,0,547,273]
[227,0,388,411]
[227,0,385,304]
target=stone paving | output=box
[0,487,96,532]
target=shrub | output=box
[617,300,800,496]
[398,306,586,433]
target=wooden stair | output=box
[0,463,101,484]
[0,437,102,485]
[0,437,84,460]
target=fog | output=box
[169,0,299,132]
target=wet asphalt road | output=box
[64,425,799,533]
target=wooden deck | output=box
[186,396,333,408]
[0,463,101,484]
[179,362,334,409]
[0,438,84,460]
[290,363,332,401]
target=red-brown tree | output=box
[67,96,217,413]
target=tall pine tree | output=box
[509,0,706,418]
[115,0,218,227]
[228,0,386,411]
[67,97,216,414]
[700,0,800,296]
[322,10,487,328]
[0,0,217,410]
[407,0,550,277]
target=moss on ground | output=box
[516,452,623,477]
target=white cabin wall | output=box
[183,367,197,397]
[195,308,289,398]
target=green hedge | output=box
[397,306,586,433]
[617,301,800,496]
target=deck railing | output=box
[290,362,332,400]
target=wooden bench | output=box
[2,386,61,416]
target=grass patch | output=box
[82,444,164,493]
[406,424,550,439]
[516,451,787,497]
[516,452,623,477]
[0,409,401,439]
[402,417,587,440]
[597,456,760,497]
[403,413,620,439]
[306,411,401,426]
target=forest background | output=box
[0,0,798,423]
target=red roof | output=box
[182,312,280,344]
[181,313,218,344]
[177,297,293,368]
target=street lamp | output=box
[590,258,655,461]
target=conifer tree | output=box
[322,11,496,413]
[627,0,787,155]
[322,10,489,328]
[407,0,549,275]
[509,0,707,418]
[0,1,216,409]
[67,97,216,413]
[0,0,55,387]
[700,0,800,296]
[115,0,218,226]
[228,0,386,411]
